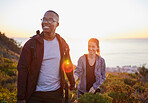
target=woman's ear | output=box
[97,48,99,52]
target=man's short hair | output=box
[46,10,59,19]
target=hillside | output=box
[0,31,21,102]
[0,31,147,103]
[0,32,21,61]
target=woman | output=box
[74,38,106,98]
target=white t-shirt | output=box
[36,37,61,91]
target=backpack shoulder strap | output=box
[30,30,40,60]
[30,37,36,60]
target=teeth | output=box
[43,26,49,28]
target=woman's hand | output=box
[74,75,78,82]
[89,86,95,93]
[74,75,78,89]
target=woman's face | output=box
[88,42,98,55]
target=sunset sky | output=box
[0,0,148,40]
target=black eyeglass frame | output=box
[41,18,57,23]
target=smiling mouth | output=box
[43,26,50,29]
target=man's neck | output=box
[43,32,56,41]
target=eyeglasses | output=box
[41,18,57,23]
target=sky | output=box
[0,0,148,40]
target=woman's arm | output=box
[74,56,83,80]
[93,58,106,90]
[100,58,106,85]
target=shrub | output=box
[128,73,136,78]
[0,86,17,103]
[107,82,139,103]
[138,65,148,82]
[124,78,136,86]
[68,90,77,102]
[6,77,13,84]
[7,69,16,76]
[133,84,145,93]
[1,79,6,86]
[78,93,112,103]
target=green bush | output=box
[106,82,139,103]
[7,69,16,76]
[68,90,77,102]
[124,78,136,86]
[0,86,17,103]
[133,83,145,93]
[128,73,136,78]
[138,65,148,82]
[78,93,112,103]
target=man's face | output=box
[88,42,98,55]
[41,12,59,35]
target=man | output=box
[17,10,75,103]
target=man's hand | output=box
[17,100,26,103]
[89,86,95,93]
[68,84,76,90]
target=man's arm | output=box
[63,41,75,90]
[65,55,75,90]
[17,40,31,100]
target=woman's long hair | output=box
[88,38,100,56]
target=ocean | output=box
[13,37,148,68]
